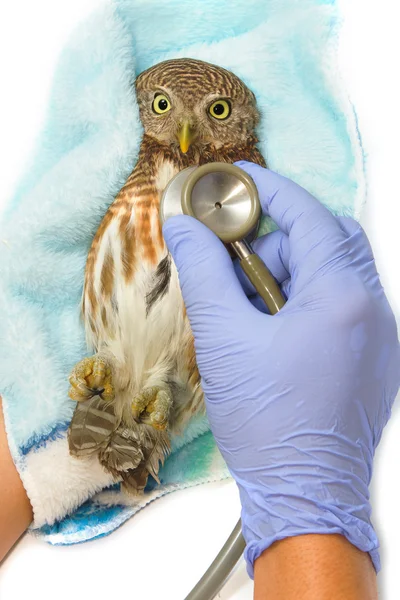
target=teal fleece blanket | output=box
[0,0,365,544]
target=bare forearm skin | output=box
[254,534,378,600]
[0,397,33,563]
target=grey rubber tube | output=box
[240,253,286,314]
[184,520,245,600]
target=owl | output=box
[67,58,266,493]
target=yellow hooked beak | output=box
[178,122,195,154]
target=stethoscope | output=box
[160,163,286,600]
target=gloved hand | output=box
[163,161,400,577]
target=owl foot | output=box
[68,355,114,403]
[131,387,172,431]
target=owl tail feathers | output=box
[68,397,170,495]
[99,423,171,494]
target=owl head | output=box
[135,58,260,154]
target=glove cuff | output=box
[240,490,379,579]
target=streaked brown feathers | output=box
[68,395,117,457]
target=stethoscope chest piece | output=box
[160,166,198,225]
[160,163,260,244]
[181,163,261,244]
[160,161,285,315]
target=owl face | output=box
[135,58,260,153]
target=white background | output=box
[0,1,399,598]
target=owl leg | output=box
[68,355,114,403]
[131,387,172,431]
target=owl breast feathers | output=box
[67,58,266,494]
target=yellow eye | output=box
[209,99,231,120]
[152,94,171,114]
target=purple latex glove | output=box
[162,162,400,577]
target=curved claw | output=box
[68,385,92,402]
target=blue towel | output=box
[0,0,365,544]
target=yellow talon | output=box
[102,379,115,403]
[68,355,114,403]
[131,387,171,431]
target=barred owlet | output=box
[67,58,266,493]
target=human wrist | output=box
[0,398,33,561]
[253,534,378,600]
[235,451,379,578]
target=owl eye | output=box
[152,94,171,114]
[209,99,231,120]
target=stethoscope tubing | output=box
[231,239,286,314]
[161,163,287,599]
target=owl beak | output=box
[178,122,194,154]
